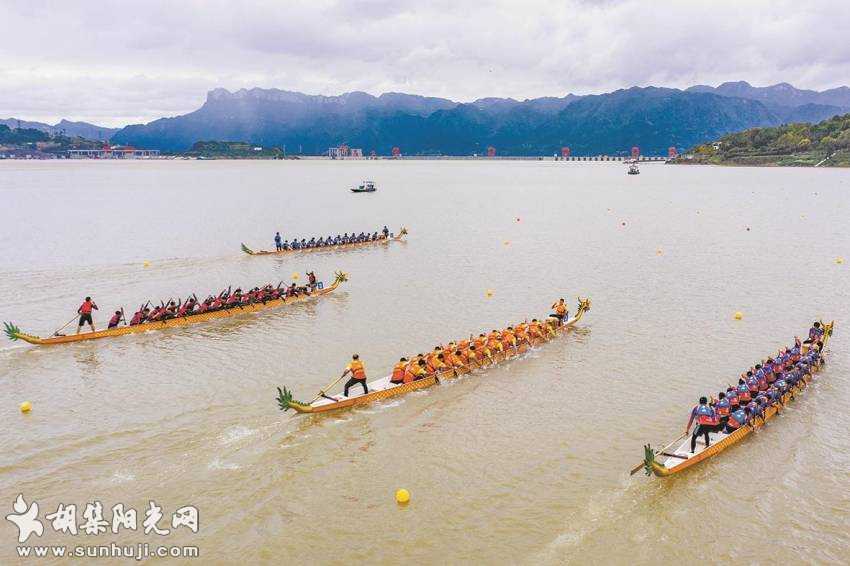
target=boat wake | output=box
[219,425,258,445]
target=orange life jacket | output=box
[391,362,406,383]
[553,302,567,316]
[348,360,366,380]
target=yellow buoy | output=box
[291,272,299,280]
[503,240,510,246]
[395,489,410,505]
[734,311,743,321]
[20,401,32,413]
[837,257,845,264]
[485,289,494,298]
[143,261,150,268]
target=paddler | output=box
[307,271,318,291]
[723,406,751,434]
[712,391,731,428]
[341,354,368,397]
[382,226,390,238]
[129,307,145,326]
[528,319,544,340]
[107,310,123,329]
[685,396,719,453]
[449,349,467,368]
[390,357,408,385]
[403,358,428,383]
[550,298,568,325]
[76,296,99,334]
[275,232,282,251]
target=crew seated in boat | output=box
[686,396,719,453]
[403,358,429,383]
[108,310,123,329]
[390,357,409,385]
[723,406,752,433]
[341,354,368,396]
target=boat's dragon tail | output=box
[240,243,255,255]
[4,322,21,341]
[643,444,657,476]
[276,386,311,412]
[3,322,41,344]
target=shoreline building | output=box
[68,145,160,159]
[328,144,364,159]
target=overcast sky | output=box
[2,0,849,127]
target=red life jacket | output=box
[130,312,143,325]
[694,404,717,426]
[715,398,731,416]
[79,300,94,314]
[108,313,122,327]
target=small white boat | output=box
[351,180,377,193]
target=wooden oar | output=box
[308,374,348,404]
[52,313,80,336]
[629,432,688,476]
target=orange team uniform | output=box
[404,362,427,383]
[391,361,406,384]
[501,329,517,350]
[488,332,504,352]
[529,322,543,339]
[347,360,367,380]
[515,325,529,343]
[449,352,466,367]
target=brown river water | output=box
[0,160,848,564]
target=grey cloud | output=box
[1,0,848,126]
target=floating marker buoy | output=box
[503,241,510,246]
[485,290,494,298]
[395,489,410,505]
[292,272,299,280]
[516,217,521,222]
[20,401,32,413]
[746,227,751,232]
[143,261,150,268]
[837,257,845,264]
[656,249,663,256]
[621,221,626,227]
[734,311,743,321]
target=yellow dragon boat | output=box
[4,271,348,346]
[276,298,591,414]
[241,228,407,256]
[639,321,834,477]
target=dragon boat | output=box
[241,228,407,256]
[639,321,834,477]
[277,298,591,414]
[4,272,348,346]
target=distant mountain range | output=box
[15,81,850,155]
[0,118,117,141]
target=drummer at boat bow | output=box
[341,354,368,396]
[76,297,98,334]
[550,299,568,325]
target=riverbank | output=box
[671,149,850,167]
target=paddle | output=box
[629,432,688,476]
[52,313,80,336]
[120,307,127,326]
